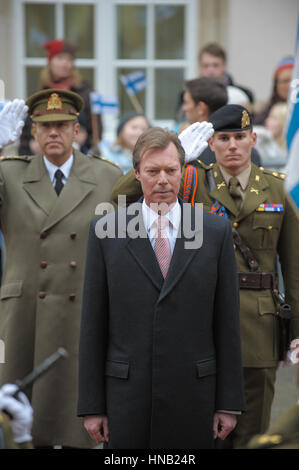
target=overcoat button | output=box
[70,233,77,239]
[233,222,238,228]
[40,232,47,239]
[39,292,46,299]
[40,261,47,269]
[69,294,76,301]
[70,261,77,268]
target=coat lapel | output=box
[41,150,97,232]
[158,228,199,303]
[125,202,201,299]
[158,205,200,302]
[125,212,164,291]
[208,163,239,217]
[23,155,57,215]
[236,165,269,222]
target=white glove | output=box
[287,338,299,364]
[178,121,214,163]
[0,383,33,443]
[0,99,28,149]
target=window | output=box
[16,0,198,133]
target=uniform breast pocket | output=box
[251,213,281,250]
[0,281,23,300]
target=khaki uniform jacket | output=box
[111,162,299,368]
[0,150,122,448]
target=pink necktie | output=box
[154,216,171,279]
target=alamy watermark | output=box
[94,196,203,249]
[0,339,5,363]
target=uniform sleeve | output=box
[77,219,109,416]
[111,169,143,206]
[277,194,299,340]
[213,220,246,412]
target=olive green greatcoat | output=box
[111,161,299,367]
[0,150,122,448]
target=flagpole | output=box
[127,93,143,113]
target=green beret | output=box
[26,88,84,123]
[209,104,253,132]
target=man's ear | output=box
[208,136,215,151]
[251,131,257,147]
[134,168,140,181]
[197,101,209,121]
[32,123,37,137]
[74,121,80,138]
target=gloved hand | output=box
[0,99,28,149]
[0,383,33,443]
[178,121,214,163]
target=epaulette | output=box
[195,159,214,171]
[0,155,31,162]
[89,153,120,169]
[259,166,286,180]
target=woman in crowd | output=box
[19,39,102,154]
[98,112,150,174]
[254,56,293,125]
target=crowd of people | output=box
[0,39,298,451]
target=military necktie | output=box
[54,169,64,196]
[229,176,242,211]
[154,216,171,279]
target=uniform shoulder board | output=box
[0,155,31,162]
[99,156,121,169]
[195,159,213,170]
[259,167,286,180]
[89,153,121,169]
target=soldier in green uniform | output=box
[0,89,122,448]
[111,104,299,448]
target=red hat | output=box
[43,39,78,61]
[274,56,294,78]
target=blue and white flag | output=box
[120,71,147,96]
[285,18,299,213]
[90,92,119,115]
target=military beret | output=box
[26,88,84,123]
[209,104,253,132]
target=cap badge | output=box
[241,110,250,128]
[47,93,63,111]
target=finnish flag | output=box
[90,92,119,115]
[120,71,147,96]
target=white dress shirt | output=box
[142,199,181,255]
[43,154,74,188]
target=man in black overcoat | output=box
[77,127,245,449]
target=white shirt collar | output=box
[43,154,74,185]
[142,198,181,233]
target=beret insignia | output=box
[241,110,250,128]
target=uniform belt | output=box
[238,272,275,289]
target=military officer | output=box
[111,104,299,448]
[0,89,122,448]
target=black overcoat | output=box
[78,204,245,449]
